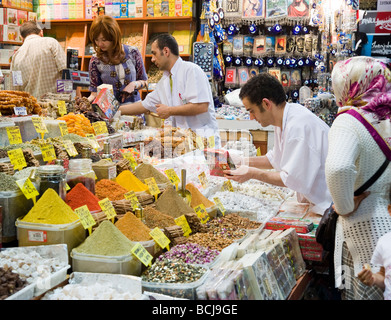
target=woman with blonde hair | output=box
[326,56,391,300]
[88,15,148,104]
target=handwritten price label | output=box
[6,126,23,145]
[221,180,234,192]
[198,172,209,189]
[124,191,141,210]
[57,100,67,116]
[194,204,210,224]
[213,197,226,216]
[31,117,48,134]
[175,215,192,237]
[16,178,39,200]
[86,134,100,151]
[7,148,27,171]
[150,227,170,250]
[98,198,117,220]
[58,122,69,136]
[144,177,160,197]
[74,205,96,231]
[131,242,153,267]
[40,144,56,162]
[207,136,215,149]
[92,121,108,135]
[62,140,78,157]
[196,136,205,150]
[165,169,180,187]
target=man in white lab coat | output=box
[119,33,219,146]
[223,73,332,214]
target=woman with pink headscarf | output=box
[326,56,391,300]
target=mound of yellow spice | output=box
[21,188,79,224]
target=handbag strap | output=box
[354,158,390,196]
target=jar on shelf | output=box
[66,159,95,194]
[36,165,67,200]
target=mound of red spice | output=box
[65,182,101,212]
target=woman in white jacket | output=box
[326,56,391,300]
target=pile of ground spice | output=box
[115,212,152,242]
[143,206,177,229]
[95,179,128,201]
[115,170,148,192]
[134,163,170,185]
[155,187,194,218]
[73,220,134,256]
[185,183,215,209]
[65,182,101,212]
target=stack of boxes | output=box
[146,0,192,17]
[37,0,84,20]
[265,200,324,263]
[0,7,36,44]
[85,0,144,19]
[0,0,34,11]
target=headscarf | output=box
[332,56,391,160]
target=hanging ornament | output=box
[266,57,275,67]
[227,24,236,36]
[234,56,242,66]
[292,90,299,101]
[305,57,311,66]
[245,57,253,67]
[208,17,215,30]
[254,58,265,68]
[284,57,291,67]
[212,11,220,25]
[297,58,305,67]
[292,25,302,35]
[302,26,309,34]
[276,57,284,66]
[290,57,297,67]
[225,55,233,65]
[273,24,283,34]
[217,7,224,20]
[249,24,258,35]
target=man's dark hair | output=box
[20,21,41,38]
[152,33,179,56]
[239,72,286,107]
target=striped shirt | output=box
[10,34,66,99]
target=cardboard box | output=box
[146,0,154,16]
[175,0,182,16]
[28,11,37,21]
[297,229,323,252]
[169,0,175,16]
[135,0,143,17]
[300,248,323,262]
[153,0,161,17]
[92,87,120,120]
[75,3,84,19]
[182,0,192,16]
[120,2,127,17]
[1,8,18,26]
[85,0,92,19]
[53,4,61,19]
[61,3,68,19]
[265,217,314,234]
[112,2,120,18]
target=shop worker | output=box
[223,73,332,214]
[119,33,220,146]
[10,21,66,99]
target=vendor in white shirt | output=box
[119,33,220,146]
[223,73,332,214]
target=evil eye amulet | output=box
[293,25,302,35]
[266,57,275,67]
[234,57,242,66]
[245,57,253,66]
[276,57,284,66]
[249,24,257,34]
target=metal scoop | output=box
[178,169,192,205]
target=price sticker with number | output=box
[7,148,27,171]
[58,122,69,136]
[74,205,96,233]
[144,177,160,200]
[131,242,153,267]
[122,152,137,170]
[98,198,117,221]
[124,191,141,210]
[213,197,226,216]
[6,126,23,145]
[13,106,27,116]
[86,134,100,151]
[149,227,170,250]
[62,140,78,157]
[16,178,39,200]
[57,100,67,116]
[165,169,180,189]
[40,144,56,162]
[194,204,210,224]
[222,180,234,192]
[31,117,48,137]
[175,215,192,237]
[198,172,209,189]
[257,147,262,156]
[92,121,108,136]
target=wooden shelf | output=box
[0,4,33,12]
[42,16,194,24]
[145,53,191,58]
[0,41,22,45]
[0,63,10,68]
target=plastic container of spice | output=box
[66,159,96,194]
[15,219,86,256]
[0,120,16,147]
[92,160,117,181]
[141,267,210,300]
[0,190,34,242]
[70,251,142,276]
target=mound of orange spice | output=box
[95,179,128,201]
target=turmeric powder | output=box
[115,170,148,193]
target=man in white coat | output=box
[223,73,332,214]
[119,33,219,146]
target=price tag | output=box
[213,197,226,216]
[16,178,39,200]
[40,144,56,162]
[7,148,27,171]
[196,136,204,150]
[198,172,209,189]
[257,147,261,156]
[175,215,192,237]
[57,100,67,116]
[98,198,117,220]
[62,140,78,157]
[74,205,96,232]
[122,152,137,170]
[221,180,234,192]
[13,106,27,116]
[31,117,48,134]
[6,126,23,145]
[12,70,23,86]
[165,169,180,189]
[92,121,108,135]
[58,122,69,136]
[194,204,210,224]
[207,136,215,149]
[66,183,70,191]
[86,134,100,151]
[124,191,141,210]
[144,177,160,199]
[131,242,153,267]
[149,227,170,250]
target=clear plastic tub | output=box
[141,268,210,300]
[15,219,86,256]
[0,190,34,242]
[42,119,67,139]
[12,115,40,142]
[96,132,123,151]
[70,251,142,276]
[0,120,16,147]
